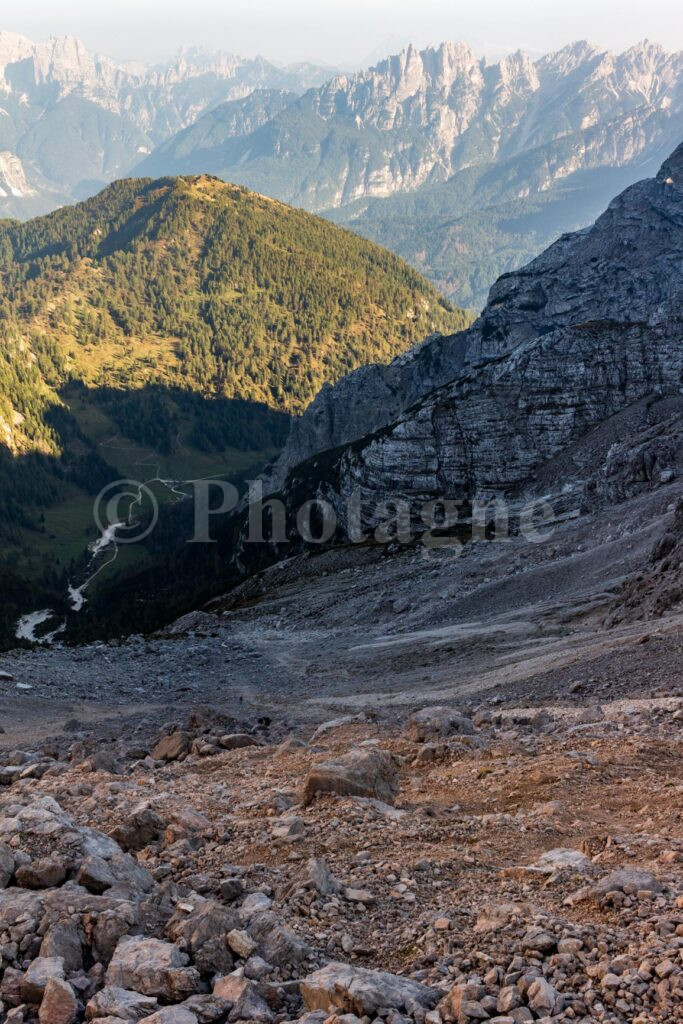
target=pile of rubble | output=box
[1,696,682,1023]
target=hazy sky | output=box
[5,0,683,68]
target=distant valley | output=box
[0,174,466,644]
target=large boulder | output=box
[151,733,190,762]
[111,802,166,853]
[247,911,312,967]
[302,749,399,806]
[300,963,438,1016]
[106,937,201,1000]
[40,921,84,973]
[567,867,663,904]
[21,956,65,1003]
[407,707,475,742]
[16,856,67,889]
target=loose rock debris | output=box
[0,695,682,1023]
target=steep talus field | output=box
[0,173,468,640]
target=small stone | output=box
[227,930,257,959]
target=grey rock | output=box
[408,707,475,741]
[526,977,562,1015]
[180,994,232,1022]
[105,937,201,1000]
[137,1009,198,1024]
[77,855,116,894]
[20,957,65,1004]
[40,922,84,974]
[228,985,273,1023]
[85,985,158,1021]
[111,802,166,852]
[301,962,438,1016]
[247,910,311,966]
[302,748,400,806]
[166,899,239,976]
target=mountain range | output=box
[138,39,683,307]
[2,34,682,307]
[0,32,334,218]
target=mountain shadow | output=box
[0,382,291,649]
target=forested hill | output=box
[0,174,467,423]
[0,174,470,641]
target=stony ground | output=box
[1,483,683,1023]
[1,689,682,1024]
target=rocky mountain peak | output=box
[0,30,34,69]
[537,39,604,72]
[316,41,483,116]
[30,34,117,82]
[624,38,667,63]
[497,48,538,83]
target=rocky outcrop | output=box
[263,332,470,490]
[268,143,683,539]
[270,143,683,498]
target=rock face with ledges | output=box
[273,143,683,535]
[267,142,683,490]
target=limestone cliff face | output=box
[263,331,470,491]
[275,144,683,532]
[152,39,682,213]
[270,143,683,489]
